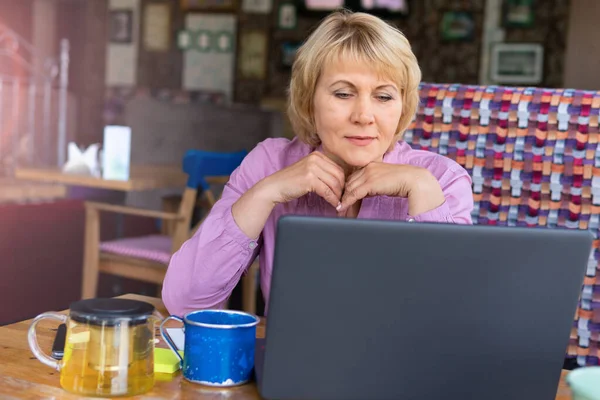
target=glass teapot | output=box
[28,298,159,397]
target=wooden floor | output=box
[0,179,66,203]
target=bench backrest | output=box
[405,82,600,366]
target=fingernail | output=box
[336,202,342,211]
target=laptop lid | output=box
[258,216,592,400]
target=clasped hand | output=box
[261,152,446,217]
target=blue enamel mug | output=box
[160,310,259,386]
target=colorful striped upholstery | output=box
[405,83,600,367]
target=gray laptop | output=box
[255,216,593,400]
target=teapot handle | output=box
[160,316,184,366]
[27,312,68,371]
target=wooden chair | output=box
[81,149,259,313]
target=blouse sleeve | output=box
[162,141,274,316]
[410,164,474,225]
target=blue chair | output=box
[81,149,249,304]
[181,149,248,223]
[183,149,248,193]
[174,149,248,252]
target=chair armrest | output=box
[85,201,183,221]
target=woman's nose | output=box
[350,100,375,125]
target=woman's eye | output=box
[334,92,352,99]
[377,95,393,102]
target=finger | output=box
[312,150,346,172]
[344,171,367,198]
[314,177,342,208]
[345,167,366,188]
[340,180,370,211]
[314,164,344,200]
[315,153,346,188]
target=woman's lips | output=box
[345,136,375,146]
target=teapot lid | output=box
[70,298,155,326]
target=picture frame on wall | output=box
[281,41,301,69]
[440,11,474,42]
[358,0,409,15]
[490,43,543,84]
[278,3,297,30]
[304,0,343,11]
[242,0,273,14]
[298,0,408,17]
[143,3,171,51]
[181,0,236,11]
[502,0,535,28]
[109,9,134,44]
[238,30,268,80]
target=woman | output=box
[162,10,473,316]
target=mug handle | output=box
[160,315,184,366]
[27,312,68,371]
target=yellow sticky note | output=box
[154,348,183,374]
[68,331,90,344]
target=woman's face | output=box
[312,60,403,172]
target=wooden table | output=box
[14,165,188,192]
[0,294,572,399]
[0,178,66,203]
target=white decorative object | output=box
[177,30,192,50]
[62,142,101,177]
[102,125,132,181]
[490,43,544,85]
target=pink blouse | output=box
[162,137,474,316]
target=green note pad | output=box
[154,348,184,374]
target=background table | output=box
[0,178,66,203]
[15,165,187,192]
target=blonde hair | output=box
[288,9,421,147]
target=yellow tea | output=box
[59,322,154,397]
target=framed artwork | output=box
[358,0,408,15]
[109,10,133,44]
[490,43,544,84]
[181,0,236,11]
[238,30,268,79]
[304,0,343,11]
[242,0,273,14]
[281,41,301,69]
[143,3,171,51]
[278,3,297,30]
[440,11,474,42]
[502,0,534,28]
[182,14,237,100]
[298,0,408,17]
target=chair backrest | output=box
[171,149,248,253]
[183,149,248,191]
